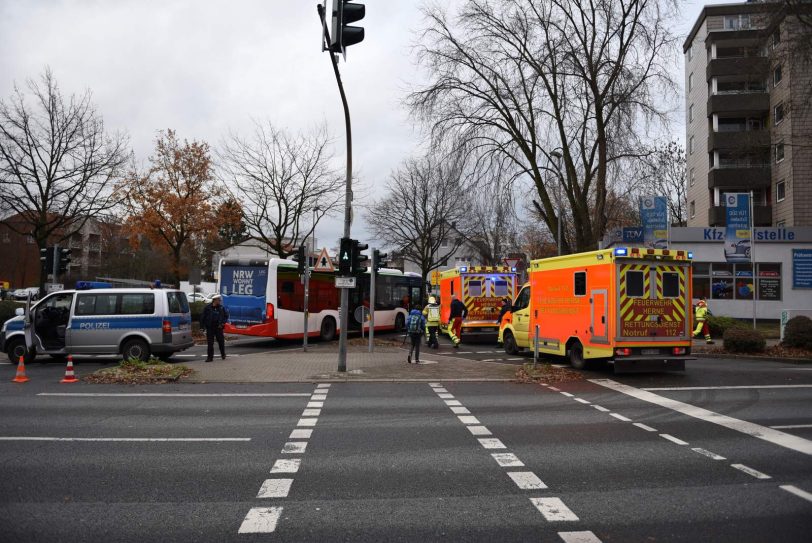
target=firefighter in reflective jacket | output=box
[448,294,468,348]
[423,296,441,349]
[692,298,714,344]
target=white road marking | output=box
[450,406,471,414]
[492,453,525,467]
[691,448,726,460]
[458,415,480,425]
[610,413,632,422]
[780,485,812,503]
[548,386,560,392]
[444,400,462,406]
[438,393,455,399]
[307,402,324,408]
[238,507,283,533]
[457,351,472,354]
[282,442,307,454]
[507,358,523,361]
[257,478,293,498]
[507,471,547,490]
[551,364,568,368]
[632,423,658,432]
[591,379,812,457]
[643,384,812,391]
[429,382,442,387]
[530,497,579,521]
[316,383,330,388]
[592,405,610,412]
[574,398,591,405]
[540,383,550,387]
[311,394,328,401]
[297,418,318,427]
[0,437,249,442]
[731,464,771,479]
[434,388,449,393]
[301,409,321,417]
[476,351,492,354]
[771,424,812,429]
[560,392,574,397]
[467,426,492,436]
[270,459,301,473]
[289,429,312,439]
[481,359,499,362]
[478,438,506,449]
[558,531,603,543]
[659,434,689,446]
[37,393,310,397]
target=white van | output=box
[1,286,194,363]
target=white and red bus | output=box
[217,258,425,340]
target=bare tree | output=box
[218,123,343,259]
[466,182,520,266]
[0,68,129,287]
[633,141,687,226]
[366,152,471,281]
[409,0,678,252]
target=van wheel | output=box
[122,338,150,361]
[503,331,519,355]
[394,313,405,332]
[320,317,336,342]
[6,338,35,364]
[569,342,586,370]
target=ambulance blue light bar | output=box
[459,266,468,273]
[510,266,517,273]
[614,248,628,257]
[688,251,693,259]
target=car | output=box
[12,287,39,301]
[186,292,210,303]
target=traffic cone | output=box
[12,355,29,383]
[60,355,79,384]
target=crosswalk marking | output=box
[238,507,283,533]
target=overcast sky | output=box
[0,0,739,249]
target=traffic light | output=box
[351,240,368,275]
[40,247,54,270]
[372,249,388,272]
[339,237,353,275]
[293,245,307,275]
[331,0,365,56]
[57,248,72,274]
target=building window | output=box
[774,65,782,86]
[774,102,784,125]
[776,179,786,202]
[757,263,782,301]
[689,104,694,122]
[688,44,693,61]
[688,72,693,91]
[690,168,695,187]
[1,232,9,244]
[689,136,695,154]
[724,14,751,30]
[772,27,781,48]
[690,200,696,218]
[440,239,448,248]
[775,142,785,163]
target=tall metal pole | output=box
[369,252,375,353]
[750,190,757,329]
[52,245,59,286]
[303,259,310,352]
[557,208,562,256]
[319,3,351,372]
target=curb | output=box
[695,353,812,364]
[183,378,516,384]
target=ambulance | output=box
[498,248,694,372]
[438,265,518,341]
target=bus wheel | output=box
[122,338,150,362]
[394,313,405,332]
[569,341,586,370]
[503,331,518,355]
[320,317,337,342]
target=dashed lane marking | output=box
[270,459,301,473]
[438,393,455,399]
[476,351,493,354]
[691,448,726,460]
[289,429,312,439]
[548,386,561,392]
[434,388,449,393]
[37,393,311,397]
[643,384,812,391]
[307,402,324,408]
[478,438,506,449]
[591,379,812,456]
[297,418,318,427]
[311,394,328,401]
[302,409,321,417]
[780,485,812,503]
[257,478,293,498]
[281,442,307,454]
[450,406,471,414]
[610,413,632,422]
[731,464,772,480]
[632,423,658,432]
[574,398,591,405]
[659,434,689,446]
[592,405,610,412]
[558,531,603,543]
[316,383,330,388]
[429,382,442,387]
[467,426,492,436]
[458,415,480,425]
[492,453,524,467]
[238,507,283,534]
[0,437,250,442]
[445,400,462,406]
[771,424,812,429]
[530,498,580,521]
[507,471,547,490]
[560,392,574,398]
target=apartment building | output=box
[684,1,812,228]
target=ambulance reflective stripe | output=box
[619,263,651,322]
[655,265,686,323]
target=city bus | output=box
[216,258,425,341]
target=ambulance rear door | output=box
[617,260,690,341]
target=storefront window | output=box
[734,263,754,300]
[711,263,734,299]
[757,263,782,301]
[692,262,711,300]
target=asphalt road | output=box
[1,357,810,541]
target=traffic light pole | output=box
[319,3,352,372]
[369,256,375,353]
[52,245,59,285]
[303,264,310,352]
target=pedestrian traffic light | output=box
[330,0,365,56]
[339,237,353,275]
[293,245,307,275]
[372,249,388,272]
[351,240,368,275]
[40,247,54,270]
[57,248,72,274]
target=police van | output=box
[0,283,194,363]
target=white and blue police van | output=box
[0,282,194,363]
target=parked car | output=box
[12,287,40,301]
[186,292,210,303]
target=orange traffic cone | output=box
[12,355,29,383]
[60,355,79,384]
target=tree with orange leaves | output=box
[120,130,241,284]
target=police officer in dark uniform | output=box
[201,294,229,362]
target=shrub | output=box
[0,300,21,324]
[707,315,745,338]
[723,327,766,353]
[783,316,812,350]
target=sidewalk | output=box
[182,344,518,383]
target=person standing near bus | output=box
[201,294,230,361]
[422,296,441,349]
[406,305,426,364]
[448,294,467,348]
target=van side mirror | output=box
[15,308,24,316]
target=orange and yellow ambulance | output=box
[438,265,518,342]
[498,248,694,372]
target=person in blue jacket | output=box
[405,305,427,364]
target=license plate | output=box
[641,348,660,355]
[179,323,190,331]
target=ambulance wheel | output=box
[394,313,405,332]
[503,331,519,355]
[6,338,35,364]
[122,338,150,361]
[320,317,337,342]
[569,342,586,370]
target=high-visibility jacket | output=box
[695,305,709,322]
[423,303,441,325]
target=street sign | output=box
[314,247,335,272]
[45,283,63,294]
[189,267,202,285]
[335,276,356,288]
[503,258,520,270]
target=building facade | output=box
[684,1,812,228]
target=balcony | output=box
[707,93,769,115]
[708,165,771,189]
[706,57,768,79]
[709,205,772,227]
[708,129,770,150]
[707,29,763,44]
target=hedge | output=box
[707,315,746,338]
[782,316,812,350]
[723,327,766,353]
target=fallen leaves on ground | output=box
[83,363,193,384]
[347,337,403,347]
[516,362,584,384]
